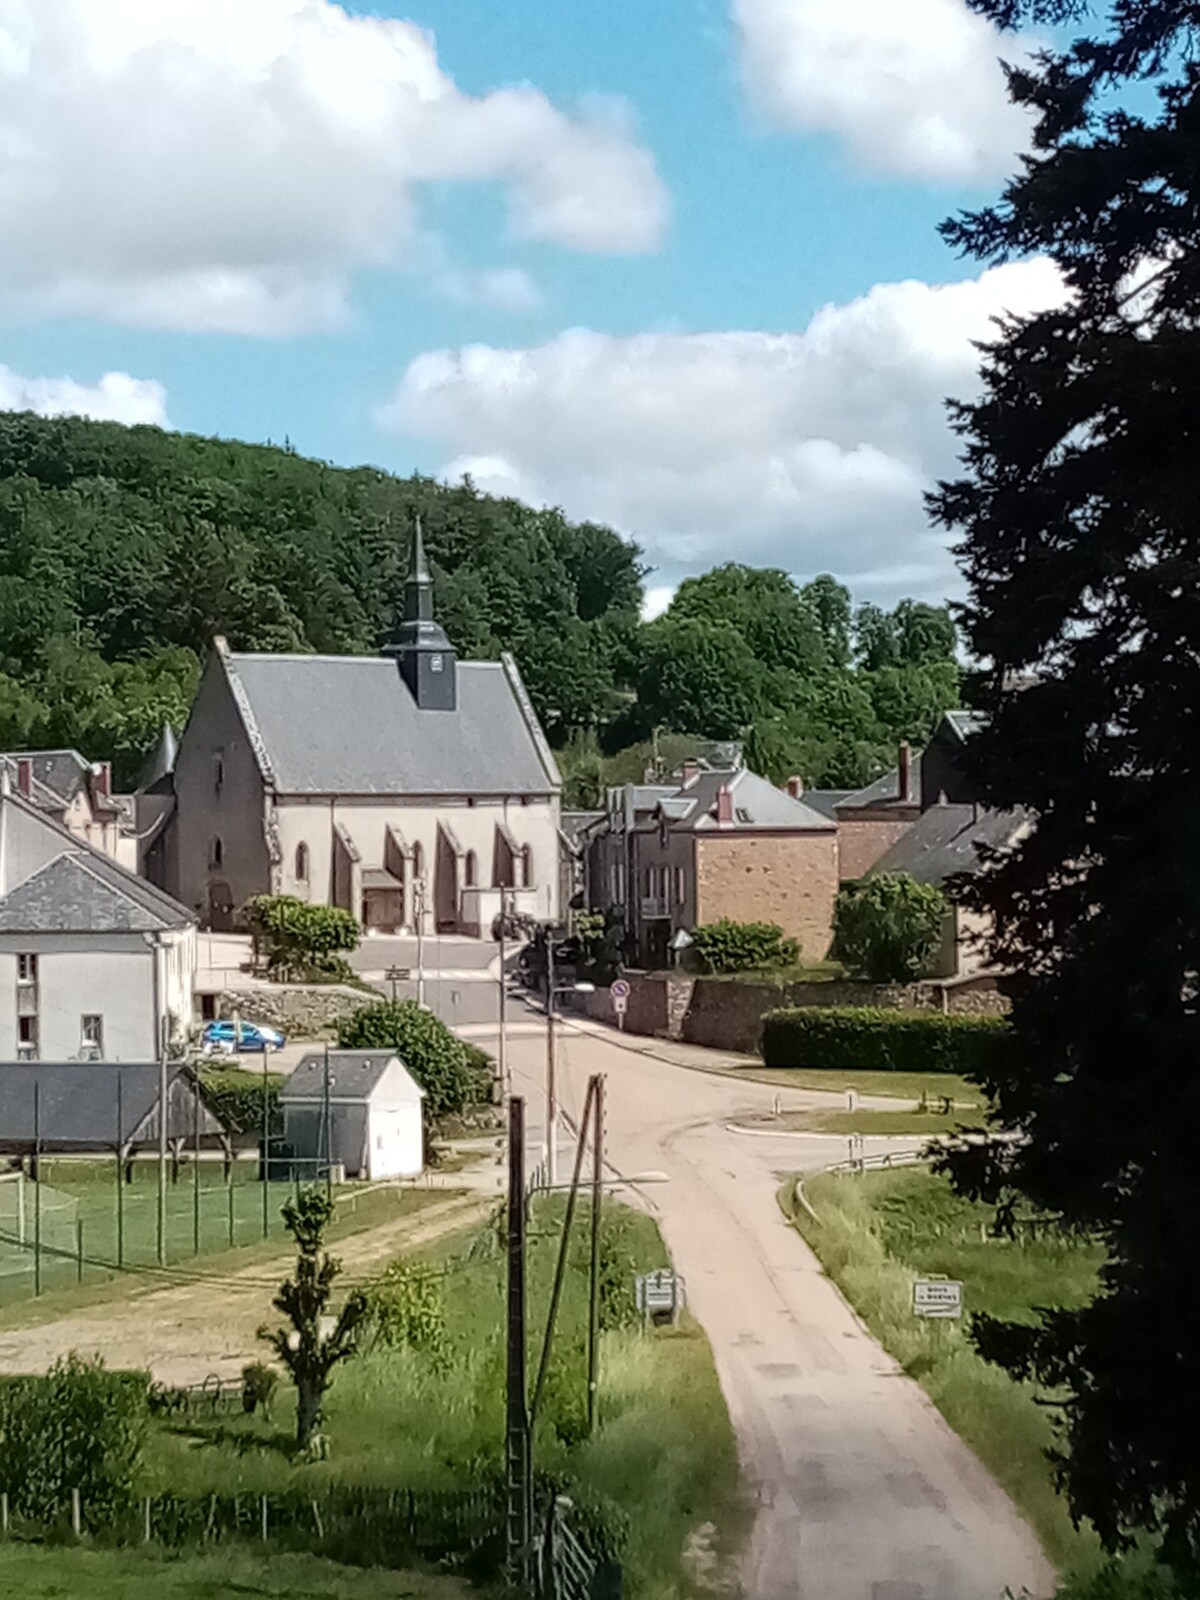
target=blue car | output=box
[201,1020,286,1055]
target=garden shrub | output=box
[246,895,360,981]
[199,1065,284,1135]
[833,872,949,982]
[337,1000,492,1117]
[690,918,799,975]
[0,1353,149,1527]
[363,1260,448,1366]
[760,1006,1010,1076]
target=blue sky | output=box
[0,0,1062,605]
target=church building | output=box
[154,525,562,935]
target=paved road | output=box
[486,1016,1054,1600]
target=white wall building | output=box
[281,1050,425,1181]
[0,785,196,1060]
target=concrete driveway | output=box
[486,1016,1053,1600]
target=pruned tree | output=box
[928,0,1200,1568]
[832,873,948,983]
[259,1188,367,1453]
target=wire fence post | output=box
[261,1043,271,1240]
[33,1079,41,1297]
[76,1218,84,1285]
[193,1066,201,1257]
[323,1044,332,1201]
[116,1070,125,1270]
[228,1177,236,1248]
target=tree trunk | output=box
[296,1377,322,1450]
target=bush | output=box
[760,1006,1010,1076]
[199,1065,284,1135]
[833,872,949,982]
[690,918,799,975]
[0,1354,148,1527]
[246,895,360,981]
[337,1000,492,1117]
[363,1260,448,1366]
[241,1362,278,1416]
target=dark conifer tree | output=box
[929,0,1200,1564]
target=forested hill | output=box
[0,412,959,793]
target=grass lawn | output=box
[706,1059,984,1105]
[0,1544,482,1599]
[141,1201,744,1599]
[771,1107,980,1136]
[0,1181,451,1330]
[788,1167,1105,1576]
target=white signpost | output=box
[611,978,630,1030]
[912,1279,964,1319]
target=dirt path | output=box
[0,1191,490,1386]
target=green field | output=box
[132,1200,743,1599]
[0,1545,481,1599]
[789,1167,1105,1575]
[0,1167,447,1321]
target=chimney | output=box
[16,758,31,798]
[91,761,111,800]
[681,759,699,787]
[716,784,734,825]
[786,775,804,800]
[898,741,912,803]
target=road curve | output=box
[496,1019,1055,1600]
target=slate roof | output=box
[0,1064,224,1149]
[283,1050,424,1104]
[223,651,559,797]
[659,769,834,833]
[802,789,854,821]
[836,755,923,813]
[1,750,91,804]
[0,797,193,933]
[869,803,1029,886]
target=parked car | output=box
[201,1020,286,1055]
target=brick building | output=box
[833,742,922,881]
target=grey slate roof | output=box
[836,755,923,813]
[802,789,854,820]
[138,724,178,792]
[283,1050,424,1104]
[0,1064,225,1150]
[661,769,835,833]
[0,796,193,933]
[869,803,1029,886]
[224,652,559,797]
[2,750,91,805]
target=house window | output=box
[213,754,225,795]
[16,954,37,984]
[81,1015,103,1060]
[661,866,672,907]
[17,1015,36,1060]
[675,866,686,904]
[209,836,224,869]
[521,845,533,889]
[295,842,309,881]
[464,850,478,888]
[412,842,424,882]
[644,867,654,897]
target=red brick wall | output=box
[836,816,916,881]
[695,831,838,962]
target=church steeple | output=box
[384,516,458,710]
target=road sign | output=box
[610,979,631,1000]
[913,1279,963,1319]
[613,994,628,1022]
[636,1268,685,1324]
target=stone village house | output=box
[151,526,562,935]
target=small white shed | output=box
[281,1050,424,1180]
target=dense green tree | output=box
[669,564,828,674]
[832,873,948,981]
[928,0,1200,1564]
[634,615,765,741]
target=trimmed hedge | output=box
[760,1006,1010,1076]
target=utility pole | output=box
[497,889,511,1102]
[323,1043,333,1198]
[261,1041,272,1239]
[587,1073,605,1435]
[545,933,558,1188]
[415,876,427,1009]
[505,1095,531,1586]
[157,1017,168,1267]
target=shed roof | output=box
[222,649,559,797]
[283,1050,425,1104]
[0,1064,225,1149]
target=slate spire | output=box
[384,515,458,710]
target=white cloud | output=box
[0,0,666,335]
[381,258,1066,604]
[734,0,1035,182]
[0,364,169,426]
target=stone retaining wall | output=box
[212,984,377,1039]
[582,970,1007,1053]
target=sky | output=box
[0,0,1067,613]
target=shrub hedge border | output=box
[760,1006,1009,1076]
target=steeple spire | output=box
[383,514,458,710]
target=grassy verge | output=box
[787,1167,1105,1576]
[0,1544,482,1598]
[698,1059,983,1104]
[142,1201,743,1599]
[749,1107,978,1136]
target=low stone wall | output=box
[212,984,377,1039]
[582,969,1008,1053]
